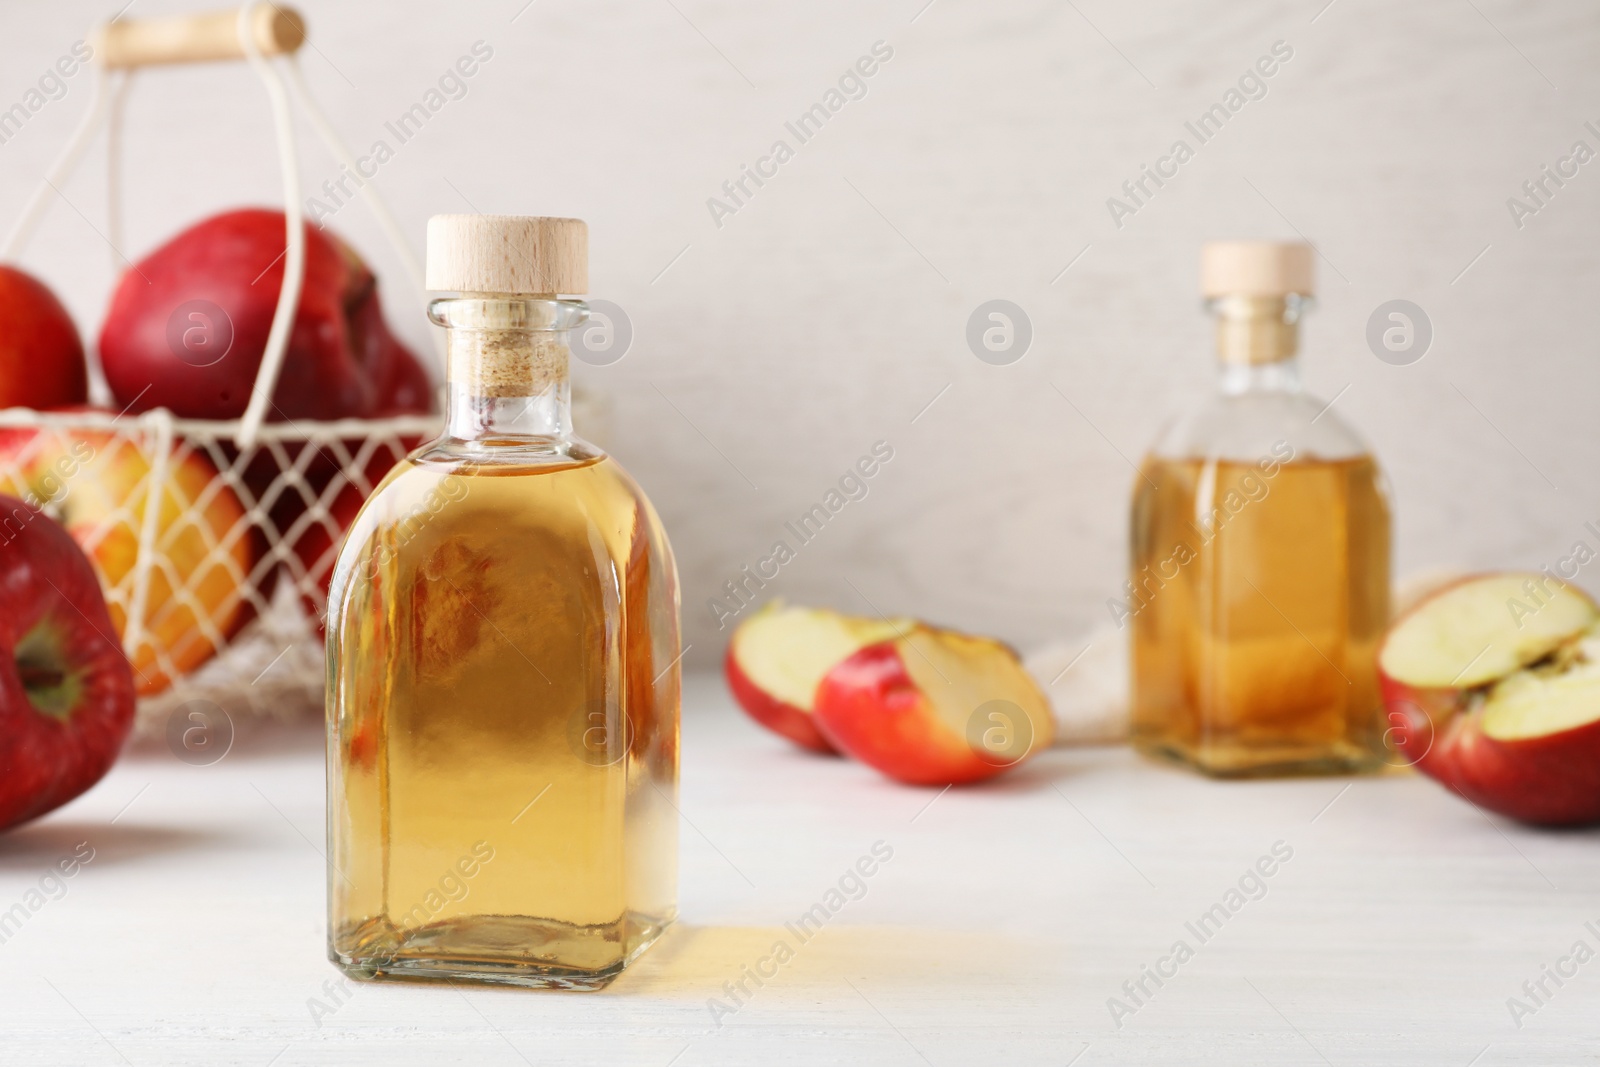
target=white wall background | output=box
[3,0,1599,668]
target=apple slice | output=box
[1483,629,1600,739]
[1379,573,1597,689]
[1379,572,1600,826]
[814,625,1055,786]
[725,602,911,753]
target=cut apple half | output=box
[725,602,912,753]
[1378,572,1600,826]
[1379,572,1597,689]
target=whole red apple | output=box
[0,265,89,410]
[1380,572,1600,826]
[98,208,433,422]
[0,494,136,831]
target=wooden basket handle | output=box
[94,5,305,69]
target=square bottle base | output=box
[1135,739,1387,779]
[330,914,672,992]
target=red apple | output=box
[99,208,433,422]
[1380,572,1600,825]
[0,494,136,831]
[814,623,1056,785]
[0,265,89,410]
[0,418,256,695]
[724,602,911,753]
[98,208,439,609]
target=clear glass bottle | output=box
[1128,241,1391,777]
[325,215,680,989]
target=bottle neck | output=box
[428,296,587,445]
[1217,358,1302,395]
[1209,294,1308,395]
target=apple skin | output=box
[1375,673,1458,768]
[0,266,88,411]
[99,208,433,422]
[1382,674,1600,827]
[1441,719,1600,827]
[0,495,136,831]
[0,417,256,695]
[723,640,838,754]
[353,286,434,418]
[815,639,1036,787]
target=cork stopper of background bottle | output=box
[1200,240,1313,366]
[426,215,589,398]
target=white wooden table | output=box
[2,673,1595,1065]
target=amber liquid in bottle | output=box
[1130,454,1390,775]
[327,284,679,989]
[1129,246,1391,777]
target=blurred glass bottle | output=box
[1127,241,1391,776]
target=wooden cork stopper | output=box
[1201,241,1314,298]
[426,215,588,295]
[96,7,306,68]
[448,328,569,399]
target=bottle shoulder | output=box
[361,446,656,520]
[1150,389,1373,464]
[339,443,671,564]
[328,448,677,611]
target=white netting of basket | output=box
[0,6,445,733]
[0,409,440,730]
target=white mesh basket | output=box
[0,409,440,729]
[1,6,445,733]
